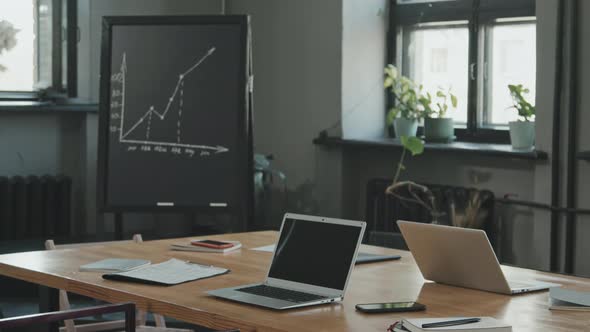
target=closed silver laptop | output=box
[397,221,559,295]
[207,213,366,310]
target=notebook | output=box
[102,258,229,286]
[80,258,151,273]
[171,240,242,253]
[397,317,511,332]
[549,287,590,311]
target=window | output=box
[0,0,76,99]
[481,18,536,127]
[401,21,469,124]
[390,0,536,143]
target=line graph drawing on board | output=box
[110,47,229,154]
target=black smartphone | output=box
[355,301,426,313]
[190,239,234,249]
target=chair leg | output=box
[153,314,166,327]
[59,290,76,332]
[136,310,147,326]
[133,234,157,328]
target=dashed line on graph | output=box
[146,108,153,139]
[177,81,184,143]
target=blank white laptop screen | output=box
[268,218,361,290]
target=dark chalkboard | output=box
[97,16,252,217]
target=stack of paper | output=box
[392,317,511,332]
[171,240,242,253]
[549,287,590,311]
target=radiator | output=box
[0,175,71,240]
[365,178,497,250]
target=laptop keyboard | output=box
[237,285,327,303]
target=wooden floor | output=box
[0,231,589,331]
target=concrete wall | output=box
[227,0,343,189]
[341,0,388,139]
[0,112,87,235]
[226,0,344,217]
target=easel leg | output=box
[114,213,123,240]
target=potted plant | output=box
[422,87,457,142]
[507,84,535,149]
[384,65,423,138]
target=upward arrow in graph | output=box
[120,47,217,140]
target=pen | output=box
[185,260,213,268]
[422,318,481,329]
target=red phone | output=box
[190,239,234,249]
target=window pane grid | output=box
[402,23,469,124]
[481,19,536,127]
[392,0,536,142]
[0,0,74,97]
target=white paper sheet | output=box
[250,244,276,252]
[108,258,228,285]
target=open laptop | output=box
[208,213,366,310]
[397,220,559,295]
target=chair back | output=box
[44,235,144,332]
[0,303,136,331]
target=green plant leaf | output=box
[507,83,535,118]
[386,108,399,125]
[401,94,410,104]
[385,64,398,79]
[384,77,393,88]
[450,94,458,108]
[401,136,424,156]
[401,82,409,93]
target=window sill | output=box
[0,99,98,113]
[579,151,590,162]
[313,135,548,160]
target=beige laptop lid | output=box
[397,220,512,294]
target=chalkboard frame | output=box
[97,15,253,222]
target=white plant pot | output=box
[393,118,419,138]
[509,121,535,149]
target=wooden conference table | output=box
[0,231,589,331]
